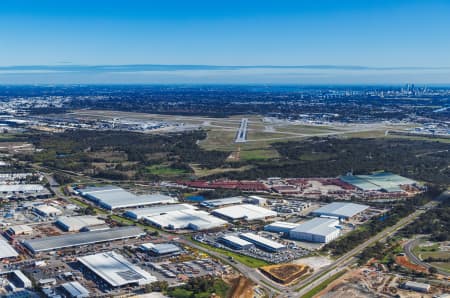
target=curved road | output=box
[404,236,450,277]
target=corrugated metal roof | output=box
[61,281,90,297]
[22,226,145,253]
[145,209,226,230]
[212,204,277,221]
[141,243,180,254]
[79,186,178,209]
[239,233,285,250]
[290,218,339,237]
[124,204,195,219]
[200,196,244,208]
[340,172,416,192]
[220,235,253,247]
[0,236,19,259]
[78,251,156,287]
[56,216,105,231]
[264,221,299,233]
[312,202,369,218]
[0,184,45,192]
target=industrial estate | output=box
[0,84,448,298]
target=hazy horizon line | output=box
[1,64,450,72]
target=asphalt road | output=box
[40,169,447,298]
[294,200,436,297]
[404,236,450,277]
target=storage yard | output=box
[194,231,310,264]
[179,172,422,200]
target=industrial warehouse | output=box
[21,226,145,254]
[239,233,286,252]
[60,281,90,298]
[78,251,157,288]
[33,204,63,217]
[144,208,227,231]
[124,203,196,220]
[0,184,52,199]
[139,243,181,255]
[311,202,369,219]
[56,215,105,232]
[264,221,302,234]
[211,204,277,221]
[219,235,253,250]
[340,172,417,192]
[289,218,340,243]
[0,236,19,259]
[76,185,178,210]
[264,218,341,243]
[200,196,244,208]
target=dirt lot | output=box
[293,256,333,271]
[395,255,428,273]
[225,275,254,298]
[260,263,310,284]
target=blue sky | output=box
[1,0,450,84]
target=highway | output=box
[182,200,438,298]
[39,168,446,297]
[294,200,436,297]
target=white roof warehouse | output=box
[22,226,145,254]
[0,236,19,259]
[56,216,105,232]
[77,185,178,210]
[78,251,157,288]
[289,218,340,243]
[212,204,277,221]
[311,202,369,219]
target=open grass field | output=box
[239,148,279,160]
[146,164,188,176]
[67,197,108,215]
[412,241,450,273]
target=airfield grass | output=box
[190,163,253,177]
[192,238,270,268]
[276,124,340,134]
[239,149,279,160]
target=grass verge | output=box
[300,270,347,298]
[191,237,270,268]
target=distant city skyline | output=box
[1,0,450,84]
